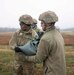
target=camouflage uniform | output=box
[19,11,66,75]
[9,15,35,75]
[31,18,40,33]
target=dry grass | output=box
[0,50,14,75]
[0,32,13,45]
[65,46,74,75]
[0,45,74,75]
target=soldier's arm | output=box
[9,32,17,50]
[19,39,50,63]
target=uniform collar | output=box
[19,29,32,34]
[45,26,55,32]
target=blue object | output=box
[17,32,44,56]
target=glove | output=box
[14,46,22,52]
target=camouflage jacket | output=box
[9,29,36,50]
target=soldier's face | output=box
[20,22,30,31]
[41,21,46,31]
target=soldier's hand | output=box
[14,46,22,52]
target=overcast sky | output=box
[0,0,74,29]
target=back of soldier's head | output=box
[31,18,38,29]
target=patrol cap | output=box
[39,11,58,23]
[19,14,33,25]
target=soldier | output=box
[19,11,66,75]
[9,14,36,75]
[31,18,37,29]
[32,18,44,39]
[31,18,41,34]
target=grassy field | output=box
[0,46,74,75]
[0,49,14,75]
[65,46,74,75]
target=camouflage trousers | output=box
[13,61,35,75]
[12,53,43,75]
[12,53,35,75]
